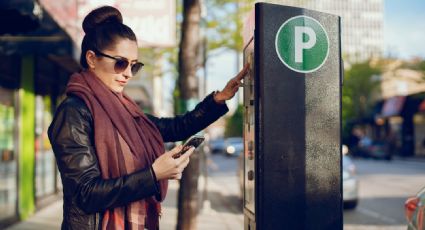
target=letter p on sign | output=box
[295,26,316,63]
[275,16,329,73]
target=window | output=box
[0,86,17,221]
[35,95,56,199]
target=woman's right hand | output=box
[152,145,195,180]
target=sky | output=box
[384,0,425,59]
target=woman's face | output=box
[86,38,139,93]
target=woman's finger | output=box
[169,145,183,157]
[176,147,195,164]
[179,159,190,171]
[235,64,250,81]
[232,82,241,91]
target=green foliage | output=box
[224,104,243,137]
[205,0,254,53]
[401,59,425,72]
[420,60,425,71]
[342,61,381,132]
[407,60,425,74]
[151,1,256,115]
[139,47,178,78]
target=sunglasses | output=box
[93,49,144,76]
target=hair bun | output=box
[82,6,123,34]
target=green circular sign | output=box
[275,15,329,73]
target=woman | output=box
[48,5,248,230]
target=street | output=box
[207,153,425,230]
[344,158,425,230]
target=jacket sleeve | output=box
[48,97,160,214]
[147,92,229,142]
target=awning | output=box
[380,96,406,118]
[0,0,41,35]
[0,0,77,57]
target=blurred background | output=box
[0,0,424,229]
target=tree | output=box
[342,61,381,136]
[420,60,425,72]
[401,59,425,73]
[225,104,243,137]
[176,1,202,230]
[204,0,254,59]
[174,1,255,229]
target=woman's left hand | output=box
[214,63,250,103]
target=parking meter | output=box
[242,3,342,230]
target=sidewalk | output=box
[6,177,243,230]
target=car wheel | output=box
[344,200,358,210]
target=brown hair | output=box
[80,6,137,68]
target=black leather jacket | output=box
[48,92,228,230]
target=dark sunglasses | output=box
[93,49,144,76]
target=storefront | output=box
[0,85,18,223]
[0,1,79,227]
[413,95,425,157]
[414,113,425,157]
[1,0,175,226]
[376,94,425,157]
[35,95,56,199]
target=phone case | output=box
[172,136,205,158]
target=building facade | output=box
[376,60,425,157]
[266,0,384,63]
[0,1,79,227]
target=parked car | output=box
[209,138,226,154]
[224,137,243,157]
[343,147,359,209]
[405,186,425,230]
[349,139,393,160]
[366,140,393,160]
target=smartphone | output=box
[172,135,205,159]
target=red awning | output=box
[381,96,406,117]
